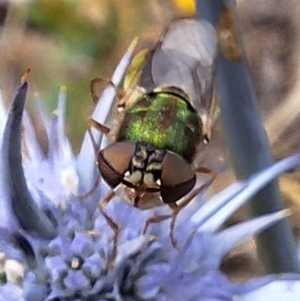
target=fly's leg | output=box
[142,214,175,242]
[76,119,110,199]
[91,74,146,113]
[90,77,134,113]
[142,167,216,250]
[90,77,125,105]
[168,167,216,248]
[85,118,121,267]
[88,119,111,137]
[98,186,122,269]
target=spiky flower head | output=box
[0,45,300,301]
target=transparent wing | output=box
[140,19,219,139]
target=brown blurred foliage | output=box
[0,0,185,150]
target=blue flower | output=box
[0,43,300,301]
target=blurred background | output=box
[1,0,300,281]
[0,0,195,150]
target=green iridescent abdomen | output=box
[117,90,202,162]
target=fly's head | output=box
[97,142,196,209]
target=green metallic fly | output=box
[91,18,219,247]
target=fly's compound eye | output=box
[98,142,136,188]
[160,151,196,204]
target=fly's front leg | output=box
[141,206,182,251]
[168,169,216,249]
[76,119,111,199]
[169,166,216,245]
[142,213,174,237]
[142,167,216,250]
[87,116,112,168]
[98,185,122,269]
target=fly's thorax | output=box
[116,87,203,163]
[97,141,196,208]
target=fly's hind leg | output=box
[98,186,122,269]
[142,167,216,250]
